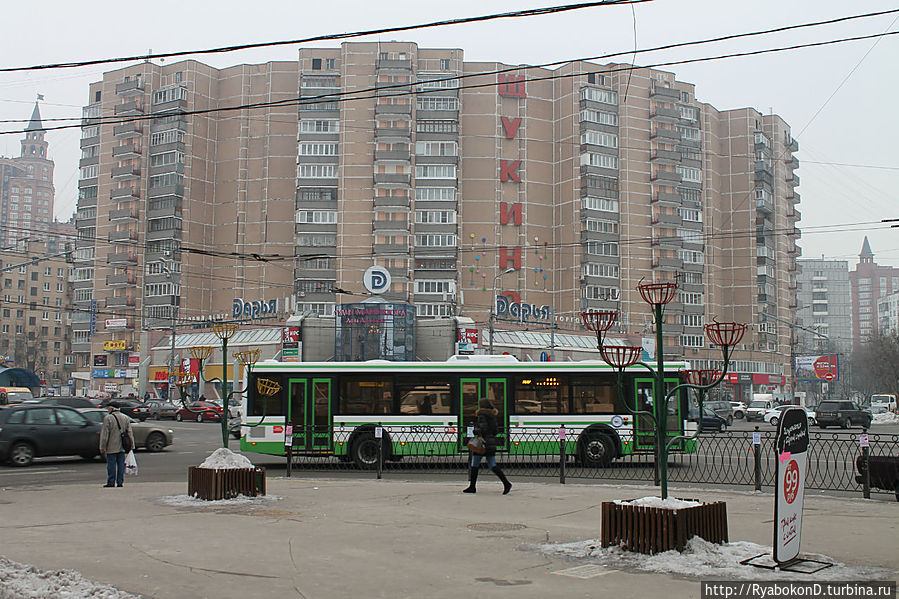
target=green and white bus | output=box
[238,355,697,468]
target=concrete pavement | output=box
[0,475,896,598]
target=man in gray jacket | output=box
[99,405,135,488]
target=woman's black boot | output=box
[463,467,478,493]
[492,467,512,495]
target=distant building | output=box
[0,102,56,248]
[849,237,899,350]
[795,259,851,355]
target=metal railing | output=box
[273,425,899,498]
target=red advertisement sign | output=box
[282,327,299,344]
[458,328,479,344]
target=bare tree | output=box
[850,333,899,398]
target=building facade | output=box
[849,237,899,350]
[75,43,801,396]
[795,259,852,355]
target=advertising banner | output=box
[773,407,809,564]
[795,354,839,382]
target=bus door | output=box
[288,378,332,452]
[457,378,508,451]
[634,378,683,451]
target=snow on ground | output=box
[156,494,281,508]
[613,497,701,509]
[0,556,140,599]
[198,447,254,469]
[537,537,895,581]
[872,412,899,425]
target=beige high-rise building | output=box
[75,43,800,398]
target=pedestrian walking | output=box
[99,404,135,488]
[463,398,512,494]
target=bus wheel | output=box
[578,433,613,467]
[352,433,381,469]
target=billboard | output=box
[795,354,839,382]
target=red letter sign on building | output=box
[498,74,527,98]
[500,202,522,225]
[500,116,522,139]
[500,160,522,183]
[499,247,522,270]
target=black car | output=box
[0,404,102,466]
[689,408,729,433]
[816,400,872,429]
[102,399,151,421]
[145,400,178,420]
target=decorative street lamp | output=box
[188,346,214,402]
[212,322,239,447]
[488,267,517,354]
[582,280,746,499]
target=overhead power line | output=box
[0,1,652,74]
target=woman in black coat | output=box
[463,398,511,494]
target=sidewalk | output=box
[0,475,896,598]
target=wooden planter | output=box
[601,499,728,554]
[188,466,266,501]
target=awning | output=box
[0,367,42,388]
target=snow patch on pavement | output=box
[613,497,702,509]
[198,448,254,469]
[0,556,140,599]
[156,494,281,508]
[538,537,895,581]
[872,412,899,425]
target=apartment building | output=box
[850,237,899,350]
[76,43,801,395]
[796,259,851,354]
[0,240,73,388]
[0,102,56,248]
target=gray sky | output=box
[1,0,896,265]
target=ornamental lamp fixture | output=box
[601,345,642,370]
[704,321,747,349]
[581,310,618,350]
[189,346,214,361]
[637,281,678,306]
[680,369,703,386]
[234,349,261,369]
[212,322,239,341]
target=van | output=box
[870,394,897,412]
[0,387,34,405]
[746,394,775,422]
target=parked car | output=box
[175,401,224,422]
[816,400,872,429]
[39,396,102,409]
[730,402,747,420]
[101,399,151,421]
[145,400,178,420]
[78,408,174,452]
[704,400,734,426]
[689,407,729,433]
[0,404,101,466]
[746,398,776,422]
[763,405,816,427]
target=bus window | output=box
[397,381,451,415]
[514,376,565,414]
[570,377,618,414]
[250,374,286,416]
[339,376,394,414]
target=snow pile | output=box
[613,497,701,509]
[198,448,254,469]
[538,537,895,581]
[156,494,280,508]
[0,556,140,598]
[872,411,899,425]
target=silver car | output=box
[79,408,174,452]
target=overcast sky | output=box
[0,0,896,266]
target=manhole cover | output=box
[552,564,617,579]
[468,522,526,532]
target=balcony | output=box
[105,296,136,308]
[109,207,138,221]
[113,101,143,115]
[112,142,141,159]
[115,79,144,96]
[787,190,800,204]
[652,257,684,269]
[788,207,801,220]
[376,58,413,71]
[650,106,680,119]
[650,128,680,141]
[80,135,100,149]
[755,196,774,214]
[146,228,183,242]
[148,183,184,198]
[113,122,143,138]
[110,187,140,201]
[786,172,800,186]
[375,103,413,115]
[650,149,681,163]
[373,173,411,186]
[108,230,138,243]
[111,165,141,179]
[650,85,681,99]
[375,126,411,139]
[754,160,771,174]
[107,252,138,265]
[106,273,137,287]
[754,170,773,186]
[373,218,409,231]
[652,212,683,227]
[374,149,411,161]
[650,170,681,183]
[374,195,411,209]
[652,190,681,205]
[788,156,799,170]
[373,243,409,255]
[786,137,799,153]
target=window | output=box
[682,335,704,348]
[679,208,702,222]
[298,101,339,111]
[415,187,455,202]
[297,188,337,202]
[416,120,457,133]
[580,87,618,105]
[680,292,704,305]
[152,86,187,105]
[298,143,338,156]
[311,58,322,70]
[581,131,618,148]
[677,166,702,183]
[296,234,337,246]
[80,165,98,179]
[414,141,457,156]
[303,258,334,270]
[302,76,339,88]
[415,210,456,224]
[415,234,456,247]
[300,119,339,133]
[584,286,620,300]
[150,151,184,167]
[296,210,337,224]
[415,165,456,179]
[148,217,181,232]
[145,282,180,297]
[150,129,184,145]
[415,258,456,270]
[415,280,455,294]
[676,229,702,243]
[678,106,698,121]
[677,125,700,141]
[417,73,458,89]
[417,303,453,318]
[440,59,451,70]
[682,271,703,285]
[679,249,704,264]
[583,197,618,213]
[149,173,183,188]
[580,109,617,126]
[296,280,333,293]
[584,219,618,234]
[298,303,334,316]
[582,153,618,170]
[583,263,619,278]
[681,314,705,327]
[586,241,618,257]
[81,125,99,138]
[416,97,458,111]
[297,164,338,178]
[326,58,336,70]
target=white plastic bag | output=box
[124,450,138,476]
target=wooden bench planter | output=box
[601,499,728,554]
[188,466,266,501]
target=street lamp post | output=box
[582,281,746,499]
[212,322,238,447]
[488,267,516,355]
[188,346,214,402]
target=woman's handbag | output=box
[466,436,486,455]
